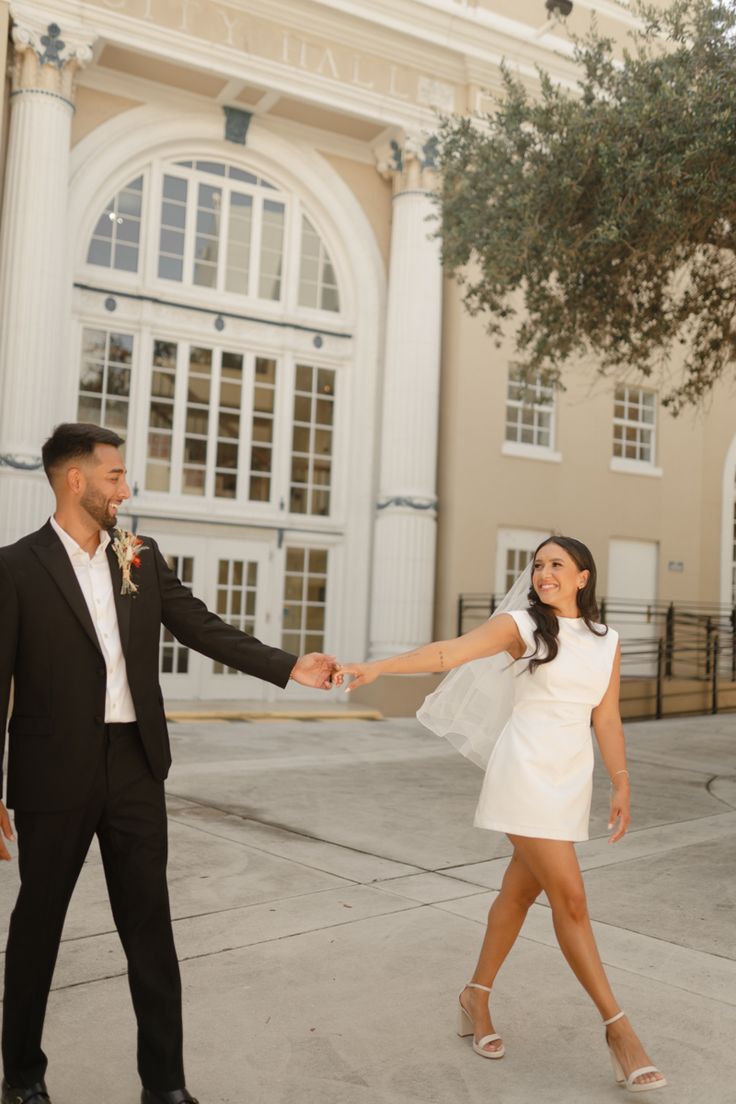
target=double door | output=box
[152,533,276,701]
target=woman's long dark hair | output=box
[524,536,608,674]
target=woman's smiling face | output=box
[532,542,590,614]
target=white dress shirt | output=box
[50,516,137,723]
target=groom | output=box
[0,423,337,1104]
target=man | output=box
[0,423,336,1104]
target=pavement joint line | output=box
[432,893,736,968]
[41,900,428,994]
[9,881,374,952]
[511,931,736,1007]
[623,752,715,775]
[432,812,736,882]
[165,811,364,886]
[166,791,424,876]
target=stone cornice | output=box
[39,0,594,128]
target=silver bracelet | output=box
[610,768,629,785]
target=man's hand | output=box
[290,653,338,690]
[0,801,15,862]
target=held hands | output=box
[608,776,631,844]
[0,801,16,862]
[333,662,381,692]
[290,652,339,690]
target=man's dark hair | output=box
[42,423,124,483]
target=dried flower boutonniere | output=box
[111,527,148,596]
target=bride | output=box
[336,536,666,1094]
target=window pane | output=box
[289,365,336,516]
[77,328,134,435]
[158,177,188,283]
[298,214,340,313]
[248,357,277,502]
[281,546,329,654]
[87,176,144,273]
[258,200,285,301]
[226,192,253,295]
[212,558,259,674]
[146,340,177,491]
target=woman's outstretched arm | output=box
[591,643,631,843]
[335,613,524,690]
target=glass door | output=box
[200,540,273,699]
[151,533,275,701]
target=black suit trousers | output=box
[2,724,184,1090]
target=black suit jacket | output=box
[0,522,297,811]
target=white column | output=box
[368,134,443,658]
[0,4,95,545]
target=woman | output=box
[336,537,666,1094]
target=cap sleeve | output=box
[505,609,536,656]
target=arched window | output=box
[84,158,342,317]
[76,154,348,518]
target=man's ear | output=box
[66,465,84,496]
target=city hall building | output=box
[1,0,734,705]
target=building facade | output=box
[0,0,734,704]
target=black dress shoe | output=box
[1,1081,51,1104]
[141,1091,199,1104]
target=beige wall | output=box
[322,152,392,271]
[72,87,143,147]
[434,279,733,640]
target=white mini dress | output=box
[474,609,619,842]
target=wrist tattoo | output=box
[439,648,445,670]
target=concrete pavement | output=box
[1,712,735,1103]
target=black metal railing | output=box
[455,594,736,719]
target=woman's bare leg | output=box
[508,834,664,1086]
[460,848,542,1054]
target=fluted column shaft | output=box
[0,6,95,545]
[369,138,443,658]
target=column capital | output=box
[9,2,96,103]
[374,129,439,196]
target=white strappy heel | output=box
[456,982,505,1059]
[603,1011,667,1092]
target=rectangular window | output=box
[160,555,194,673]
[249,357,277,502]
[612,386,656,463]
[146,339,178,492]
[78,328,133,433]
[213,558,258,674]
[505,368,555,448]
[158,175,188,282]
[225,192,253,295]
[258,199,285,301]
[281,546,328,655]
[182,347,213,496]
[290,363,335,516]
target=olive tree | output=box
[435,0,736,411]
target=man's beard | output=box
[80,486,117,530]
